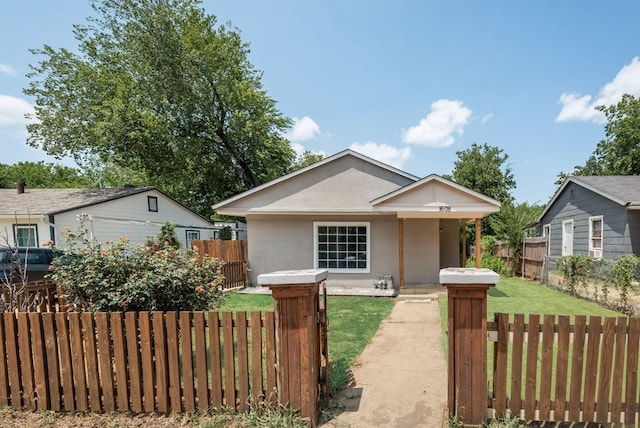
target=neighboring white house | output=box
[212,150,501,289]
[0,186,219,249]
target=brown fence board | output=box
[125,312,142,413]
[610,317,626,423]
[0,314,8,408]
[29,312,48,410]
[165,312,181,413]
[17,312,34,410]
[81,313,100,412]
[538,315,555,420]
[68,313,88,411]
[42,313,60,411]
[568,316,586,421]
[583,316,601,421]
[524,314,539,420]
[625,318,640,425]
[208,311,223,408]
[153,312,169,413]
[96,312,114,412]
[237,311,249,412]
[554,315,570,420]
[111,312,129,412]
[251,311,263,401]
[193,312,209,410]
[222,312,236,409]
[180,312,196,412]
[55,312,74,411]
[493,313,508,416]
[138,312,155,413]
[509,314,524,417]
[265,311,277,402]
[596,317,616,420]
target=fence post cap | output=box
[439,267,499,285]
[257,269,329,286]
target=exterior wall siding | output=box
[539,182,632,262]
[52,190,215,249]
[0,218,52,247]
[246,214,455,287]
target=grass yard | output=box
[220,293,395,395]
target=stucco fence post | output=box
[440,268,499,426]
[258,269,328,427]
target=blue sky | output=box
[2,1,640,204]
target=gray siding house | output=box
[538,176,640,264]
[212,150,501,289]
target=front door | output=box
[562,220,573,256]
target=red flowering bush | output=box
[49,224,225,312]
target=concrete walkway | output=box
[321,294,448,428]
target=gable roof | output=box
[539,175,640,220]
[213,150,501,219]
[0,186,213,223]
[371,174,501,219]
[212,149,420,214]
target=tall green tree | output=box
[0,161,93,188]
[25,0,295,216]
[488,200,543,273]
[558,94,640,182]
[447,143,516,204]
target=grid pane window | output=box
[589,216,603,256]
[15,225,37,247]
[316,223,369,271]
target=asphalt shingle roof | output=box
[571,176,640,205]
[0,187,150,216]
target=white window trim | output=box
[562,219,573,256]
[588,215,603,258]
[186,230,200,249]
[542,224,551,256]
[14,224,38,247]
[313,221,371,274]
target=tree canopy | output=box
[558,94,640,182]
[25,0,295,216]
[447,143,515,204]
[0,161,93,188]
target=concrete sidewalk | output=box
[321,294,448,428]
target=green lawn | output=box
[438,276,621,344]
[220,293,395,395]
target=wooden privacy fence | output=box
[489,313,640,425]
[192,240,247,262]
[192,240,249,291]
[0,310,277,414]
[494,237,548,280]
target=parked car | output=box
[0,247,60,284]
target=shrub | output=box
[156,221,181,249]
[608,254,640,313]
[49,223,225,312]
[556,255,593,296]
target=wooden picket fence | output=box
[494,237,548,279]
[0,310,277,413]
[1,280,64,313]
[489,313,640,424]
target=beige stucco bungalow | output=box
[212,150,500,289]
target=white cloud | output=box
[0,64,15,75]
[349,142,412,169]
[0,94,34,125]
[480,113,493,124]
[556,57,640,123]
[286,116,320,142]
[402,99,472,147]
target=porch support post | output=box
[475,218,482,268]
[461,222,467,267]
[258,269,328,427]
[398,218,405,289]
[440,268,499,426]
